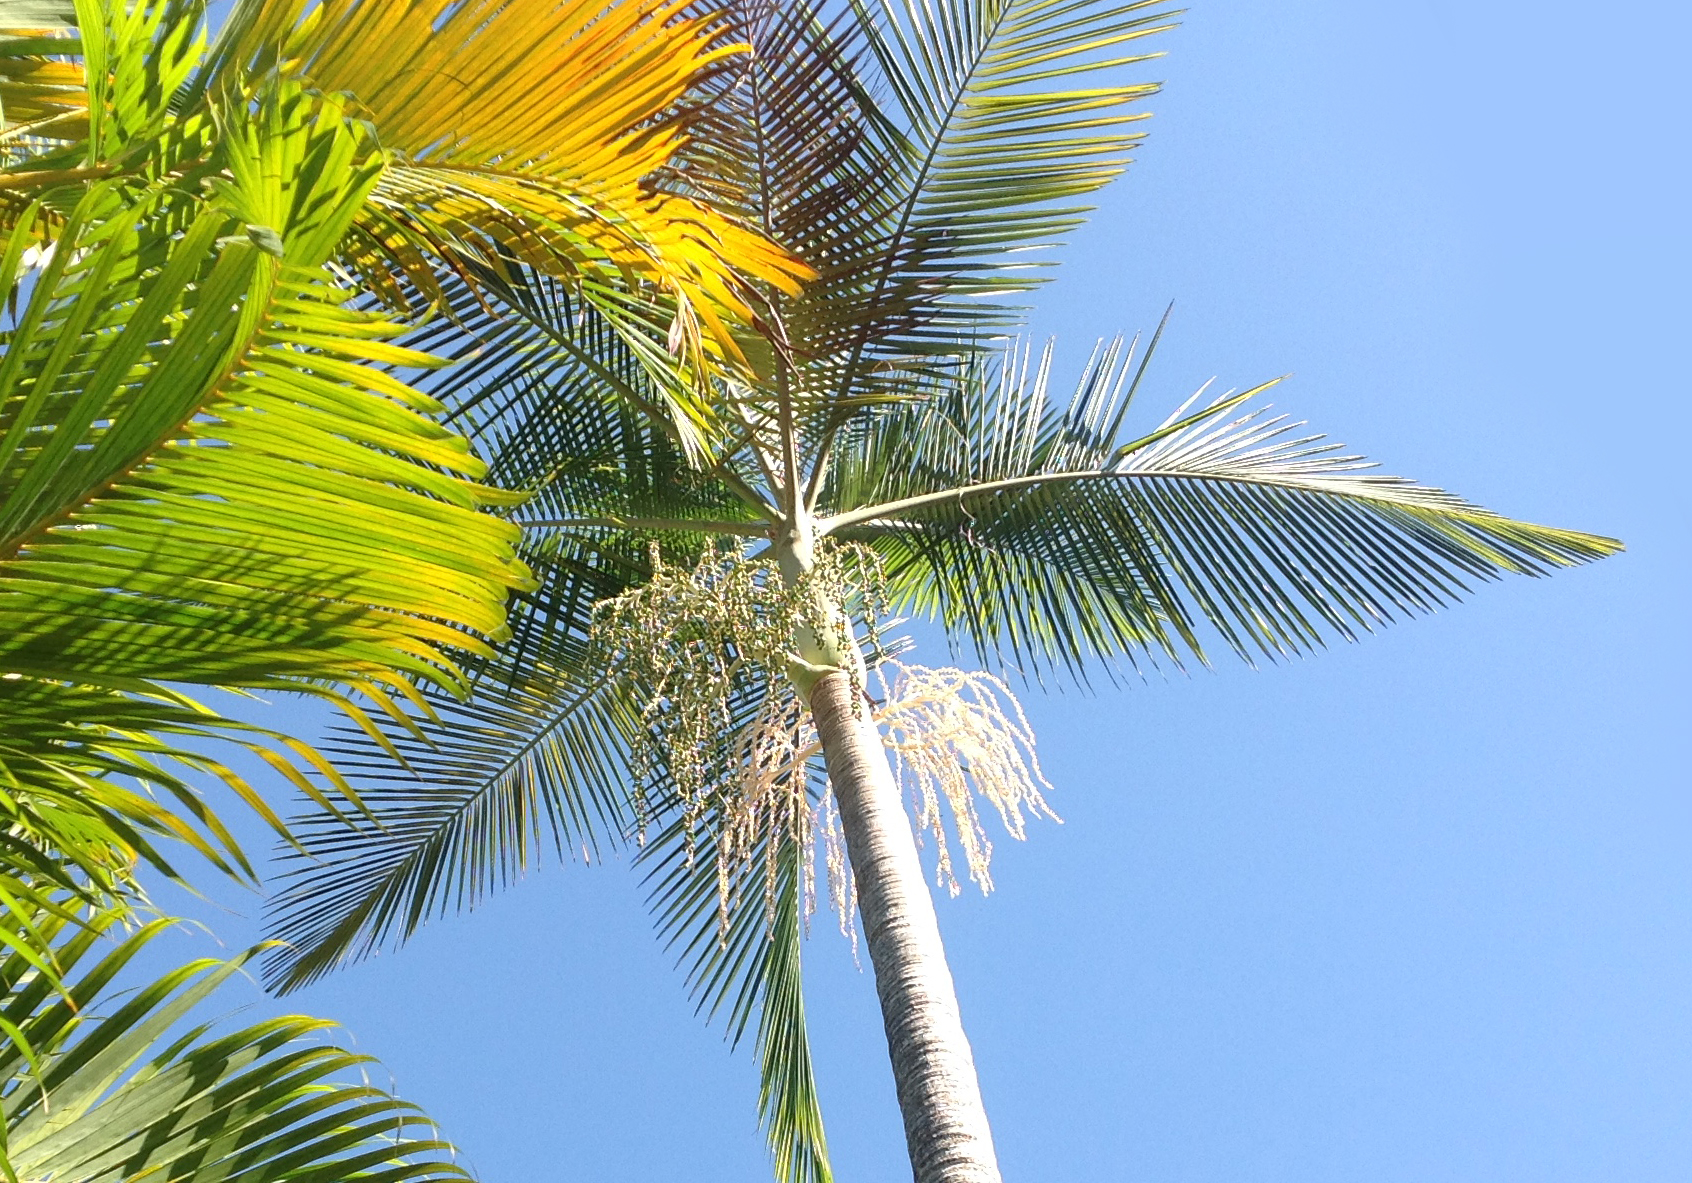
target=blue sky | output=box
[144,2,1689,1179]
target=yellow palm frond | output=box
[217,0,813,362]
[0,28,85,142]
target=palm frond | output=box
[0,676,351,895]
[756,842,832,1183]
[405,265,769,527]
[2,899,473,1183]
[258,279,767,991]
[682,0,1173,435]
[258,488,766,995]
[642,760,833,1183]
[819,337,1622,675]
[841,0,1175,347]
[1,76,535,903]
[668,0,901,365]
[6,0,816,456]
[202,0,813,380]
[261,628,638,994]
[0,93,530,702]
[0,17,84,159]
[271,541,838,1177]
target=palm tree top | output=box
[248,2,1620,1181]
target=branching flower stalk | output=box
[593,546,1059,943]
[591,540,886,918]
[877,665,1058,898]
[726,690,823,930]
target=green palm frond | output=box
[592,0,1178,513]
[0,677,350,895]
[261,629,639,995]
[0,0,202,209]
[2,899,472,1183]
[72,0,203,164]
[757,844,832,1183]
[639,687,833,1183]
[0,15,83,159]
[842,0,1174,339]
[819,336,1622,674]
[688,0,1174,419]
[405,267,767,529]
[666,0,901,365]
[0,91,530,702]
[647,832,832,1183]
[259,279,766,993]
[263,570,838,1180]
[0,69,533,924]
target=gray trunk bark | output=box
[808,668,1003,1183]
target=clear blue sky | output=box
[146,2,1689,1179]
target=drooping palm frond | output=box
[263,602,839,1182]
[262,542,839,1178]
[818,336,1623,676]
[1,899,473,1183]
[647,833,833,1183]
[261,629,639,994]
[756,845,832,1183]
[638,676,833,1183]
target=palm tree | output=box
[2,0,801,1175]
[258,3,1622,1182]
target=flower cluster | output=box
[593,544,1058,945]
[591,541,883,930]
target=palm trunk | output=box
[808,667,1002,1183]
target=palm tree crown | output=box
[255,2,1622,1181]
